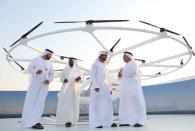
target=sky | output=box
[0,0,195,90]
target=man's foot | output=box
[65,122,72,127]
[111,123,117,127]
[119,124,130,126]
[96,125,103,128]
[133,123,143,127]
[32,123,44,129]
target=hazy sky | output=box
[0,0,195,90]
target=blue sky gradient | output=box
[0,0,195,90]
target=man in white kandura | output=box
[118,52,147,127]
[89,51,117,128]
[56,58,83,127]
[21,49,54,129]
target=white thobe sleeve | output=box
[107,70,112,92]
[79,70,85,83]
[28,58,38,76]
[123,62,137,77]
[73,69,84,84]
[58,69,67,96]
[48,65,54,83]
[60,69,67,82]
[90,63,98,90]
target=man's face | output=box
[101,54,107,61]
[69,59,74,67]
[123,55,131,63]
[45,53,52,60]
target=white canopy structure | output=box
[4,19,194,103]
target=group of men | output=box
[20,49,147,129]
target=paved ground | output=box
[0,115,195,131]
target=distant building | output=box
[0,78,195,117]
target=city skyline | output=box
[0,77,195,116]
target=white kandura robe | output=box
[56,64,83,125]
[89,60,113,128]
[119,60,147,125]
[21,56,54,128]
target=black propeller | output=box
[10,21,43,47]
[54,69,63,71]
[134,58,146,63]
[58,55,83,61]
[180,59,184,65]
[155,72,161,75]
[54,19,129,25]
[86,77,91,80]
[110,38,121,52]
[139,20,180,35]
[183,36,192,49]
[3,48,25,70]
[182,36,195,56]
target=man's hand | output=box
[64,79,68,83]
[94,88,100,92]
[118,67,123,78]
[75,76,81,82]
[111,83,118,86]
[118,72,122,78]
[36,69,43,75]
[44,80,49,84]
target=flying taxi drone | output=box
[3,19,194,102]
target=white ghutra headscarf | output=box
[124,51,134,60]
[60,58,82,94]
[42,49,53,56]
[98,50,109,57]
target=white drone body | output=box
[4,20,194,103]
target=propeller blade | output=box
[180,59,184,65]
[110,38,121,52]
[3,48,12,58]
[165,29,180,35]
[183,36,195,56]
[22,21,43,37]
[10,21,43,47]
[139,20,180,35]
[10,38,23,47]
[183,36,192,49]
[139,20,160,28]
[3,48,25,70]
[54,69,63,71]
[54,19,129,25]
[87,19,129,23]
[134,58,146,63]
[58,55,83,61]
[60,56,69,60]
[68,57,83,61]
[54,21,85,23]
[86,20,129,24]
[86,77,91,80]
[155,72,161,75]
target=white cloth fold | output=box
[119,60,147,125]
[56,60,83,125]
[21,56,54,128]
[89,59,113,128]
